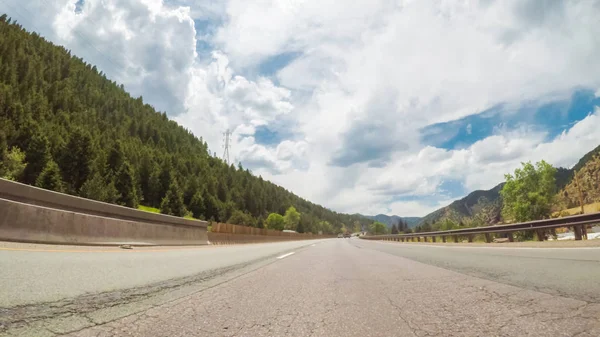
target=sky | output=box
[3,0,600,217]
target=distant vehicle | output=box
[343,233,351,238]
[337,233,343,238]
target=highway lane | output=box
[0,240,323,307]
[3,239,600,336]
[352,239,600,303]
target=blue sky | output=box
[422,89,600,151]
[4,0,600,217]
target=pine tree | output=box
[107,141,124,175]
[35,160,65,192]
[114,161,138,208]
[80,172,119,203]
[296,219,305,233]
[219,201,235,223]
[217,178,228,202]
[147,165,162,207]
[188,190,205,219]
[23,133,51,184]
[160,181,186,217]
[59,128,93,192]
[203,192,221,222]
[399,219,406,232]
[158,160,172,201]
[184,177,199,206]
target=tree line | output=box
[0,16,373,234]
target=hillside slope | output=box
[418,145,600,227]
[0,17,371,233]
[361,214,421,228]
[556,151,600,211]
[418,183,504,226]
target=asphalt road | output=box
[2,239,600,336]
[0,240,321,307]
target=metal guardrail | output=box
[360,212,600,243]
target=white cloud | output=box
[5,0,600,217]
[175,51,295,156]
[236,138,309,174]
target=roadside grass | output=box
[138,205,200,221]
[553,202,600,216]
[137,205,160,213]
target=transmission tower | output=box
[222,129,231,164]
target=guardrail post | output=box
[574,225,583,240]
[431,236,436,243]
[583,225,588,240]
[484,233,491,243]
[417,237,421,242]
[507,233,514,242]
[453,235,458,243]
[536,230,545,241]
[442,236,446,243]
[467,235,473,243]
[423,236,428,242]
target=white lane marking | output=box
[311,244,316,247]
[277,252,295,259]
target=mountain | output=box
[401,217,422,227]
[555,146,600,211]
[418,144,600,226]
[361,214,421,228]
[0,17,373,234]
[418,183,504,226]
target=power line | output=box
[222,129,231,164]
[0,0,47,36]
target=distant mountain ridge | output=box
[360,214,421,228]
[417,144,600,226]
[418,183,504,226]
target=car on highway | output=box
[337,233,343,238]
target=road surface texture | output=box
[1,239,599,336]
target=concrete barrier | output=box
[0,198,209,246]
[0,179,334,246]
[0,179,206,228]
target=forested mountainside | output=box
[0,16,372,234]
[360,214,421,228]
[418,145,600,229]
